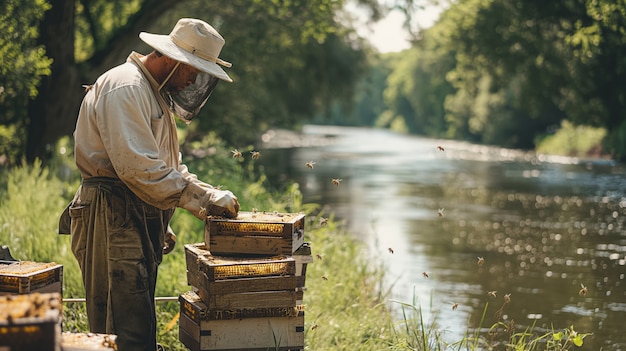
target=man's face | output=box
[165,63,200,94]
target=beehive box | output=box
[0,261,63,295]
[179,291,304,351]
[0,292,63,351]
[205,211,305,255]
[185,243,299,310]
[61,332,118,351]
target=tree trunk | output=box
[85,0,180,80]
[26,0,80,163]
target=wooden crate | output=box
[0,292,63,351]
[179,291,304,351]
[185,243,301,310]
[0,261,63,295]
[185,243,312,306]
[205,211,306,255]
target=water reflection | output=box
[259,126,626,350]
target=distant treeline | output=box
[2,0,626,166]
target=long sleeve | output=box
[74,58,188,210]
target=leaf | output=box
[573,335,584,347]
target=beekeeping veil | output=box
[139,18,232,121]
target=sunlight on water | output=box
[261,126,626,350]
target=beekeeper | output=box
[60,18,240,351]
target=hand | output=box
[208,189,240,218]
[179,181,240,220]
[163,226,176,254]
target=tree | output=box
[0,0,52,164]
[381,0,626,157]
[3,0,381,164]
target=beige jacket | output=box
[74,52,206,210]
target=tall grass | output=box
[0,137,591,350]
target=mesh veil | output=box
[162,72,219,122]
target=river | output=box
[257,125,626,350]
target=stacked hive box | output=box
[0,260,63,296]
[0,260,65,350]
[0,292,63,351]
[0,260,119,350]
[181,211,313,351]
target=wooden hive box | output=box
[0,292,63,351]
[204,211,305,256]
[179,291,304,351]
[184,243,300,310]
[0,261,63,296]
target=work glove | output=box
[163,225,176,255]
[178,181,240,219]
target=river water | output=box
[257,125,626,350]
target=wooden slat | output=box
[206,276,297,295]
[206,290,297,310]
[181,290,305,322]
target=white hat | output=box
[139,18,232,82]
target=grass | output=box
[0,137,592,350]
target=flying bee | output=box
[388,247,394,254]
[477,257,485,267]
[305,161,316,169]
[504,293,511,304]
[315,254,323,260]
[579,283,588,296]
[319,217,328,226]
[422,271,429,278]
[321,275,328,281]
[451,302,459,310]
[437,145,445,151]
[250,151,261,159]
[231,149,242,159]
[332,178,342,187]
[488,291,497,298]
[438,208,445,217]
[82,84,93,92]
[311,323,318,330]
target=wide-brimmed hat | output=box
[139,18,232,82]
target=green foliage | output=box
[0,0,53,164]
[304,217,398,351]
[3,0,379,166]
[536,120,606,157]
[74,0,143,61]
[0,0,52,100]
[0,160,84,297]
[178,0,369,146]
[372,0,626,158]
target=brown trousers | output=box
[69,177,173,351]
